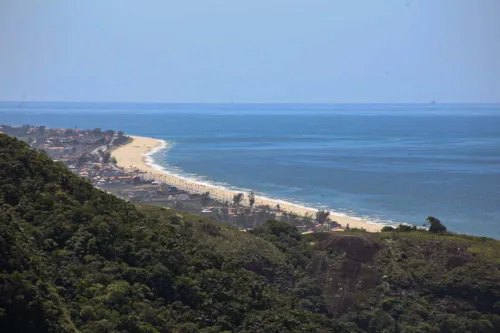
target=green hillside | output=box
[1,133,499,333]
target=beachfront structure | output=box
[138,170,317,217]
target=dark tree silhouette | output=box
[102,151,111,164]
[233,192,244,206]
[426,216,447,233]
[315,210,330,224]
[248,191,256,208]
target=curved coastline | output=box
[112,135,384,232]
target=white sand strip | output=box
[112,135,383,232]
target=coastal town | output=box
[1,124,350,232]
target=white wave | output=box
[141,138,402,228]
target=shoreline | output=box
[112,135,384,232]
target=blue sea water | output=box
[1,102,499,238]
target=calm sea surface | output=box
[1,102,499,238]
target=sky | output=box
[0,0,499,103]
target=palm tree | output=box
[248,191,256,209]
[315,210,330,224]
[233,193,244,206]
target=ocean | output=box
[1,102,499,238]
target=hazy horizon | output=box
[2,101,500,106]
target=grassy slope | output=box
[1,133,499,333]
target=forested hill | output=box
[1,133,500,333]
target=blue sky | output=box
[0,0,499,103]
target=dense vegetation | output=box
[1,133,500,333]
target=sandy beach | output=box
[112,135,383,232]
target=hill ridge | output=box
[1,133,500,333]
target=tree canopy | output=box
[1,133,500,333]
[233,192,244,206]
[427,216,448,233]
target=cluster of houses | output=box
[1,124,138,187]
[73,164,132,186]
[296,220,343,234]
[1,124,118,163]
[120,183,190,201]
[196,202,344,233]
[2,124,347,234]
